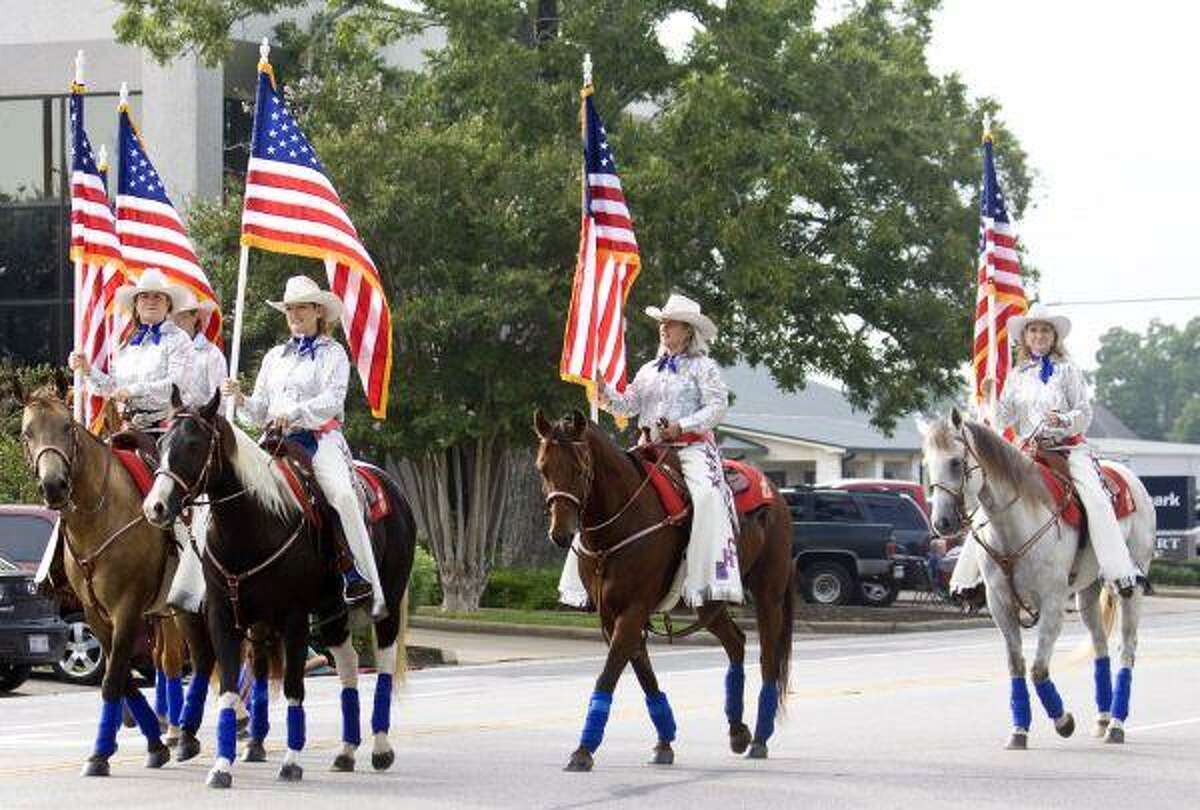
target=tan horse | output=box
[19,380,210,775]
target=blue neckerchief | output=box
[286,429,319,458]
[129,322,163,346]
[289,335,318,360]
[1032,353,1054,384]
[655,353,681,374]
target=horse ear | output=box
[533,408,551,439]
[951,407,963,430]
[200,387,221,420]
[52,367,70,402]
[570,409,587,438]
[171,384,184,411]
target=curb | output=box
[1149,586,1200,600]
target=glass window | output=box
[0,203,61,298]
[0,302,58,365]
[0,515,54,565]
[224,97,253,179]
[865,494,927,530]
[0,99,60,201]
[813,493,863,522]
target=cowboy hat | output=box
[1008,304,1071,342]
[267,275,343,322]
[114,268,188,314]
[175,286,218,314]
[644,293,717,342]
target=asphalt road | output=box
[1,598,1198,809]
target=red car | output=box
[822,478,930,516]
[0,505,154,685]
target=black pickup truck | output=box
[782,488,915,607]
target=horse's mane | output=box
[225,421,301,520]
[927,417,1051,508]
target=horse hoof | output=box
[177,732,201,762]
[81,757,110,777]
[746,742,768,760]
[1005,732,1028,750]
[206,769,232,789]
[331,753,355,772]
[649,743,674,766]
[277,763,303,782]
[1105,725,1125,745]
[1055,713,1076,739]
[241,740,267,763]
[371,750,395,772]
[1093,718,1111,739]
[729,723,752,755]
[236,715,250,740]
[564,748,594,772]
[146,742,171,769]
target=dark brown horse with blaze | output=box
[535,410,795,772]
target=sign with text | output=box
[1140,475,1196,532]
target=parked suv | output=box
[0,506,153,685]
[0,554,68,692]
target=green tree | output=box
[117,0,1034,609]
[1094,319,1200,441]
[1170,397,1200,444]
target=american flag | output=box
[239,59,393,418]
[115,103,222,345]
[560,86,640,396]
[973,131,1027,412]
[69,82,124,430]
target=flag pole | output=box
[71,50,85,422]
[583,53,600,423]
[982,115,999,425]
[226,38,268,418]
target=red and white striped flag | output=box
[973,130,1027,420]
[69,81,125,430]
[115,97,223,346]
[560,82,640,397]
[239,57,393,418]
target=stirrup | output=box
[342,570,372,605]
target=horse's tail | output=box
[1099,586,1118,639]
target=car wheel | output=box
[860,579,900,608]
[800,561,856,606]
[0,663,33,692]
[55,613,105,685]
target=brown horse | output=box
[18,379,213,776]
[534,410,795,771]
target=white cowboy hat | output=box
[114,268,188,314]
[175,286,218,314]
[644,293,718,342]
[1008,303,1071,342]
[267,275,343,322]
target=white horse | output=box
[923,410,1155,749]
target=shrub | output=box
[408,544,442,607]
[1149,560,1200,587]
[480,567,561,611]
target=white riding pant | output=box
[312,431,384,616]
[951,446,1140,592]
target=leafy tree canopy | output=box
[1094,318,1200,442]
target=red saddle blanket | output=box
[1037,463,1136,530]
[273,458,391,525]
[112,448,155,497]
[638,456,775,520]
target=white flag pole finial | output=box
[97,143,107,171]
[119,81,129,108]
[583,53,592,86]
[260,37,270,63]
[982,113,993,143]
[74,50,85,85]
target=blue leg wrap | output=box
[154,669,168,717]
[724,663,745,726]
[579,690,613,753]
[754,681,779,743]
[1094,657,1113,714]
[341,687,362,746]
[1010,677,1032,730]
[645,691,677,743]
[1034,678,1064,720]
[372,673,392,734]
[125,688,162,742]
[216,706,236,762]
[166,676,184,727]
[1111,667,1133,722]
[94,699,122,758]
[250,677,269,741]
[179,674,209,733]
[287,704,305,751]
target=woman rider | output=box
[221,275,383,617]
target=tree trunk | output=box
[391,434,509,613]
[497,445,560,568]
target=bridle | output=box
[153,409,225,511]
[24,416,112,514]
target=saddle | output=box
[109,431,159,497]
[263,436,391,527]
[1033,448,1136,532]
[629,445,776,523]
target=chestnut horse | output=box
[535,410,795,771]
[18,380,214,776]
